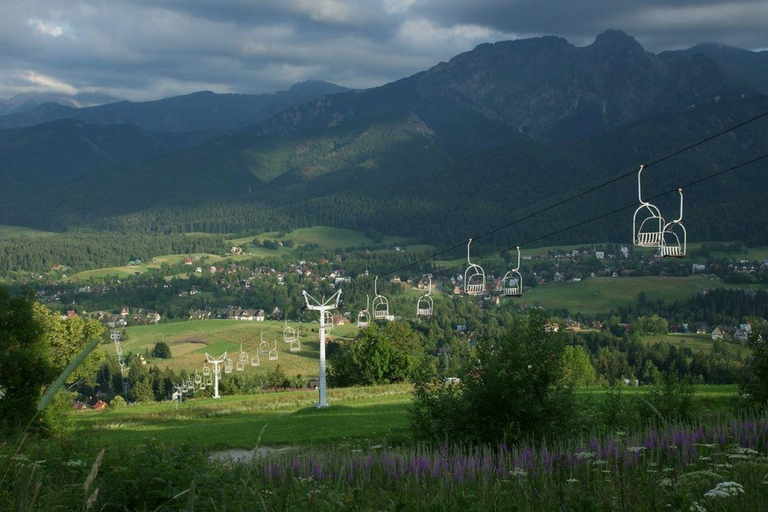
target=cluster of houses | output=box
[82,307,161,327]
[189,307,277,321]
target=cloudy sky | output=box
[2,0,767,102]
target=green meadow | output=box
[108,319,361,376]
[522,275,757,316]
[0,224,53,238]
[72,384,739,451]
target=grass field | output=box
[70,226,420,280]
[70,253,228,281]
[109,319,361,376]
[522,275,758,316]
[72,384,739,450]
[73,384,413,449]
[228,226,412,253]
[0,224,53,238]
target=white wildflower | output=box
[690,501,707,512]
[574,451,595,460]
[63,460,85,467]
[663,467,675,473]
[699,456,710,461]
[693,443,716,448]
[703,481,745,498]
[566,478,579,484]
[659,478,674,487]
[714,463,732,469]
[593,460,608,466]
[627,446,646,453]
[510,467,527,478]
[730,447,758,456]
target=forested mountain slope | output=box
[0,81,348,132]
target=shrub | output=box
[110,395,127,409]
[411,311,575,444]
[151,341,172,359]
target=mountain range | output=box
[1,30,766,248]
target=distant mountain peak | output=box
[590,29,644,52]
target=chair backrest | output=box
[464,239,486,296]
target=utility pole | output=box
[302,289,341,408]
[110,330,129,396]
[205,352,227,399]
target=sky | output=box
[2,0,767,102]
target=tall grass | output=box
[3,416,768,510]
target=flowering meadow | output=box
[4,416,768,510]
[239,418,768,511]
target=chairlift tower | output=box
[173,382,186,405]
[302,289,342,408]
[204,351,228,399]
[110,330,129,395]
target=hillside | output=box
[258,30,759,148]
[0,31,766,244]
[0,80,349,132]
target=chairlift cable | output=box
[362,109,768,282]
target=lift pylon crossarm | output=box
[633,164,665,248]
[464,238,486,296]
[660,188,687,258]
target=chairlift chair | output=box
[269,341,278,361]
[464,238,486,296]
[259,331,270,356]
[224,358,233,374]
[205,377,213,387]
[372,276,394,321]
[323,310,335,331]
[202,363,211,377]
[251,355,260,367]
[660,188,687,258]
[357,295,370,328]
[236,360,245,372]
[416,276,434,316]
[290,340,301,353]
[502,246,524,296]
[283,321,298,344]
[633,165,665,248]
[194,371,202,385]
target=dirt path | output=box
[208,446,297,464]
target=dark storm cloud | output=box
[411,0,768,51]
[0,1,765,102]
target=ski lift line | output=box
[337,109,768,287]
[427,152,768,277]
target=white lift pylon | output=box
[302,289,341,408]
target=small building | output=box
[595,251,605,259]
[711,326,725,341]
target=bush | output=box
[110,395,127,409]
[151,341,172,359]
[640,371,696,423]
[411,311,575,444]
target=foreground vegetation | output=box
[3,384,767,511]
[3,284,768,510]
